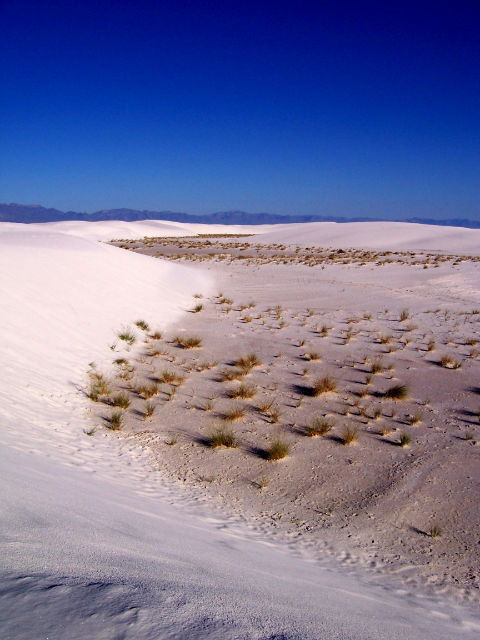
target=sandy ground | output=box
[94,241,480,606]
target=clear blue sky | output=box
[1,1,479,219]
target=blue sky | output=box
[1,1,479,219]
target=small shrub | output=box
[88,372,110,401]
[137,383,159,399]
[193,303,203,313]
[384,384,408,400]
[265,438,290,460]
[219,368,245,382]
[158,370,184,385]
[235,353,261,372]
[135,319,150,331]
[230,383,257,399]
[440,354,461,369]
[224,404,246,421]
[144,402,155,418]
[208,427,238,448]
[371,360,384,374]
[111,393,131,409]
[306,418,333,437]
[109,410,123,430]
[399,432,411,447]
[269,406,281,423]
[311,375,337,396]
[173,335,203,349]
[118,329,136,345]
[341,427,358,445]
[319,324,329,337]
[257,398,275,414]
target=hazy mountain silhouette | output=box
[1,203,479,228]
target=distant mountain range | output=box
[1,203,479,229]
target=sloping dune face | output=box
[254,221,480,253]
[1,222,479,640]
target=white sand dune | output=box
[253,221,480,254]
[1,221,479,639]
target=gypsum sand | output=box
[88,243,480,606]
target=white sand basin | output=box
[1,220,479,639]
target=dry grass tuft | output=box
[384,384,408,400]
[305,418,333,437]
[208,426,238,448]
[341,427,358,445]
[223,404,246,421]
[265,438,290,460]
[230,383,257,399]
[311,375,337,396]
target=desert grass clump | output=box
[137,383,159,399]
[306,351,321,361]
[373,408,382,420]
[400,308,409,322]
[88,372,110,402]
[118,328,136,345]
[158,370,185,385]
[144,402,155,418]
[341,427,358,445]
[306,418,333,437]
[219,368,245,382]
[429,523,442,538]
[265,438,290,461]
[439,354,462,369]
[150,330,163,340]
[465,430,474,441]
[109,410,123,430]
[409,413,422,425]
[208,426,238,448]
[135,319,150,331]
[230,383,257,399]
[311,375,337,396]
[257,398,275,414]
[173,335,203,349]
[381,426,391,436]
[384,384,408,400]
[371,360,384,374]
[234,353,261,372]
[193,303,203,313]
[427,339,435,352]
[269,405,281,424]
[399,432,411,447]
[111,392,131,409]
[223,404,246,421]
